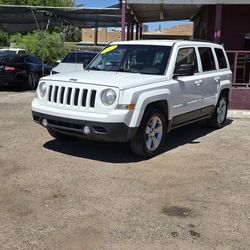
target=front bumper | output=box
[32,111,137,142]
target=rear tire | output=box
[207,96,228,129]
[24,72,37,90]
[130,108,166,158]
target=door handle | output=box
[194,80,203,86]
[214,76,221,82]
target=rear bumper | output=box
[32,111,137,142]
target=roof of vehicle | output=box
[0,48,25,51]
[111,40,223,48]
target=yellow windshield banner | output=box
[101,45,118,54]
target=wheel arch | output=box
[219,88,230,104]
[129,89,172,128]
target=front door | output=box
[172,47,203,117]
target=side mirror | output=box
[173,64,195,79]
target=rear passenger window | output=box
[215,48,227,69]
[198,47,216,72]
[175,48,198,73]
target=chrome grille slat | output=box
[56,86,62,104]
[46,83,97,109]
[70,88,76,106]
[63,87,69,105]
[51,85,56,103]
[77,88,83,108]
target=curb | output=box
[228,110,250,119]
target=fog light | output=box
[82,126,91,135]
[42,118,48,127]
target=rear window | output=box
[198,47,216,72]
[215,48,227,69]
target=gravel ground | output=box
[0,89,250,250]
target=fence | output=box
[226,50,250,88]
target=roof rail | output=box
[189,38,220,44]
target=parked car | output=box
[0,48,26,55]
[0,54,52,90]
[0,52,15,65]
[51,51,98,74]
[32,40,232,158]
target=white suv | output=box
[32,40,232,158]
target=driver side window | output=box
[175,47,198,73]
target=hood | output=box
[52,63,84,73]
[41,70,167,90]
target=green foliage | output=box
[0,0,82,63]
[0,0,76,7]
[10,31,67,64]
[0,31,9,46]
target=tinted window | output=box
[198,47,216,72]
[215,48,227,69]
[24,56,42,64]
[62,52,97,63]
[175,47,198,72]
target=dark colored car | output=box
[51,51,98,74]
[0,54,52,90]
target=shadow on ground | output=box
[0,86,34,92]
[43,119,233,164]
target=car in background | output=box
[0,52,15,65]
[0,48,26,55]
[0,54,52,90]
[51,51,98,75]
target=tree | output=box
[0,0,76,7]
[10,31,67,64]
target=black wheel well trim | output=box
[219,88,230,103]
[144,100,169,120]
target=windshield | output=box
[86,45,171,75]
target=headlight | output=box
[38,82,47,98]
[101,89,116,106]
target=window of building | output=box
[198,47,216,72]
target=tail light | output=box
[4,65,17,71]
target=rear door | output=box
[197,47,219,107]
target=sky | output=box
[77,0,190,31]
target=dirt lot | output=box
[0,89,250,250]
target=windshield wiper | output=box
[118,68,138,73]
[87,66,101,71]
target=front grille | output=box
[47,85,97,108]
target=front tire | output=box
[130,108,166,158]
[207,96,228,128]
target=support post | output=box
[214,4,222,43]
[136,22,139,40]
[127,10,131,41]
[94,25,98,46]
[121,0,126,41]
[139,23,143,39]
[131,15,134,40]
